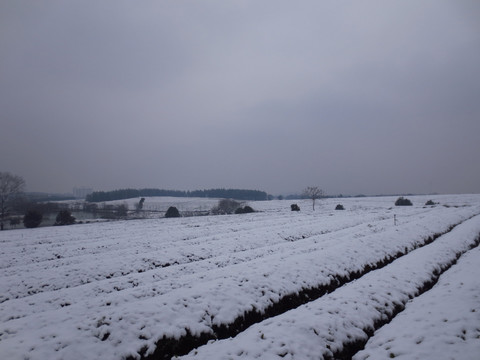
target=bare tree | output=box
[211,199,241,215]
[0,172,26,230]
[303,186,324,211]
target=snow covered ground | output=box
[0,194,479,360]
[353,245,480,360]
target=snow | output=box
[178,213,480,360]
[1,194,480,360]
[353,246,480,360]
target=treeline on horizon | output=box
[85,188,270,202]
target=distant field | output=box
[1,194,479,360]
[105,196,222,211]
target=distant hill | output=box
[86,188,269,202]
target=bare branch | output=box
[303,186,324,211]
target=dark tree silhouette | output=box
[55,210,76,225]
[86,188,269,202]
[23,210,43,228]
[395,197,413,206]
[135,198,146,212]
[0,172,25,230]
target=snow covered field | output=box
[1,194,479,360]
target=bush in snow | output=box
[165,206,181,218]
[291,204,300,211]
[23,210,43,228]
[425,200,436,206]
[211,199,241,215]
[55,210,76,225]
[395,197,413,206]
[235,205,255,214]
[335,204,345,210]
[242,205,255,213]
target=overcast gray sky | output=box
[1,1,479,196]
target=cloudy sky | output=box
[1,1,479,196]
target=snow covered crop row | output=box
[354,245,480,360]
[179,214,480,360]
[0,194,479,360]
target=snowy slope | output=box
[1,194,479,360]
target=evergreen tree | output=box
[55,210,75,225]
[23,210,43,228]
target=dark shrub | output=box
[242,205,254,213]
[395,197,412,206]
[165,206,180,218]
[291,204,300,211]
[23,210,43,228]
[55,210,76,225]
[425,200,436,206]
[235,206,255,214]
[335,204,345,210]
